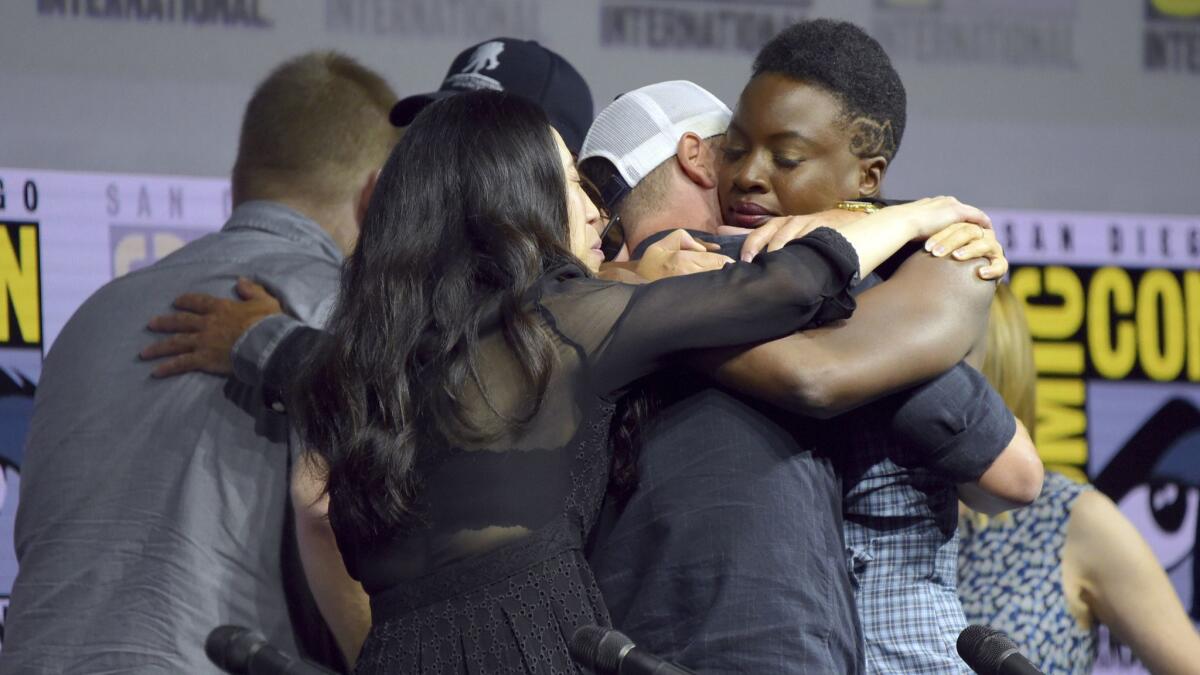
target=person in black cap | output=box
[390,37,594,154]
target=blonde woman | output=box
[958,282,1200,674]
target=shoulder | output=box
[1063,486,1150,584]
[1067,488,1124,543]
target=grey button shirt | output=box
[2,202,342,673]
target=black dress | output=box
[337,228,860,674]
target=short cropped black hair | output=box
[753,19,906,162]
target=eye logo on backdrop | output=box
[599,0,813,54]
[1145,0,1200,74]
[871,0,1078,69]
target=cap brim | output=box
[389,91,456,127]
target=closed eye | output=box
[773,155,804,169]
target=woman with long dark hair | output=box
[292,90,990,673]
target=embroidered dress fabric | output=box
[958,472,1099,674]
[329,228,860,674]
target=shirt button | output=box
[271,401,286,413]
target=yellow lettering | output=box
[1137,270,1185,381]
[1011,266,1085,339]
[1035,379,1087,465]
[1033,342,1085,375]
[1152,0,1200,17]
[1088,267,1137,379]
[0,225,41,344]
[113,234,147,278]
[1187,271,1200,381]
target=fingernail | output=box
[953,249,966,259]
[924,241,933,252]
[932,245,946,256]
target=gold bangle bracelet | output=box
[834,200,880,215]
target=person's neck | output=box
[624,192,722,254]
[264,194,358,255]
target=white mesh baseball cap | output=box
[579,80,731,210]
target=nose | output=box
[730,152,769,195]
[584,193,602,229]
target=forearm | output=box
[291,458,371,668]
[957,419,1043,514]
[595,228,858,392]
[697,250,995,417]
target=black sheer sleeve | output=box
[262,325,330,411]
[541,227,860,397]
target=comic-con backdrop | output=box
[3,175,1198,673]
[1,1,1198,673]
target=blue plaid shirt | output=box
[834,364,1015,674]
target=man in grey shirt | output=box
[1,52,399,673]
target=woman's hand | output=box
[884,196,993,241]
[636,229,734,281]
[924,221,1008,280]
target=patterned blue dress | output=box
[958,472,1099,675]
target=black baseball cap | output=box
[389,37,594,154]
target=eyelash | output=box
[721,147,803,169]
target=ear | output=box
[356,169,381,225]
[675,132,717,190]
[857,156,888,199]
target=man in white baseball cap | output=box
[579,80,732,260]
[581,79,868,674]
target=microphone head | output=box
[569,625,634,673]
[206,625,266,673]
[957,624,1020,675]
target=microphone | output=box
[205,625,337,675]
[569,625,695,675]
[957,624,1044,675]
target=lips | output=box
[727,201,778,228]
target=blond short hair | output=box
[616,136,723,226]
[982,281,1037,438]
[232,51,400,207]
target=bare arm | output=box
[292,456,371,668]
[1065,490,1200,675]
[698,248,995,418]
[956,418,1043,515]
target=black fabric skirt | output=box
[355,548,611,674]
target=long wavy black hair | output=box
[291,91,575,543]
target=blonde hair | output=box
[982,281,1037,438]
[232,51,400,207]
